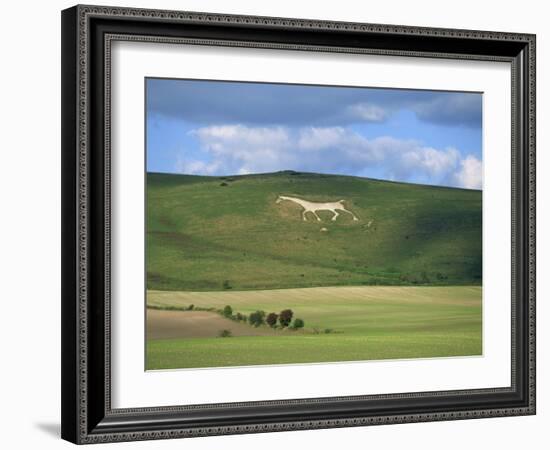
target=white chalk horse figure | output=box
[276,195,359,222]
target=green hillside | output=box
[146,171,482,291]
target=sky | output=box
[146,78,482,189]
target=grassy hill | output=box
[147,171,482,291]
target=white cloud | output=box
[347,103,389,122]
[398,147,460,180]
[175,159,222,176]
[185,125,293,175]
[181,124,482,189]
[452,155,483,189]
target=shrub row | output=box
[147,304,305,331]
[245,308,304,329]
[219,306,305,330]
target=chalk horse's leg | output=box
[340,208,359,221]
[312,210,322,221]
[331,209,340,221]
[302,210,308,221]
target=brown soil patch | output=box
[147,309,278,340]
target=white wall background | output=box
[0,0,545,448]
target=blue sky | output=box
[146,78,482,189]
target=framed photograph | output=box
[61,5,536,444]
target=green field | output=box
[147,171,482,291]
[146,286,482,369]
[146,171,482,369]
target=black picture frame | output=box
[61,4,536,444]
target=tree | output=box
[279,309,293,328]
[249,310,266,327]
[266,312,278,328]
[223,305,233,317]
[292,318,304,329]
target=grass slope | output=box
[147,171,481,291]
[146,286,482,369]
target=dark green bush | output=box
[249,310,266,327]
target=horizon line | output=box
[146,169,482,192]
